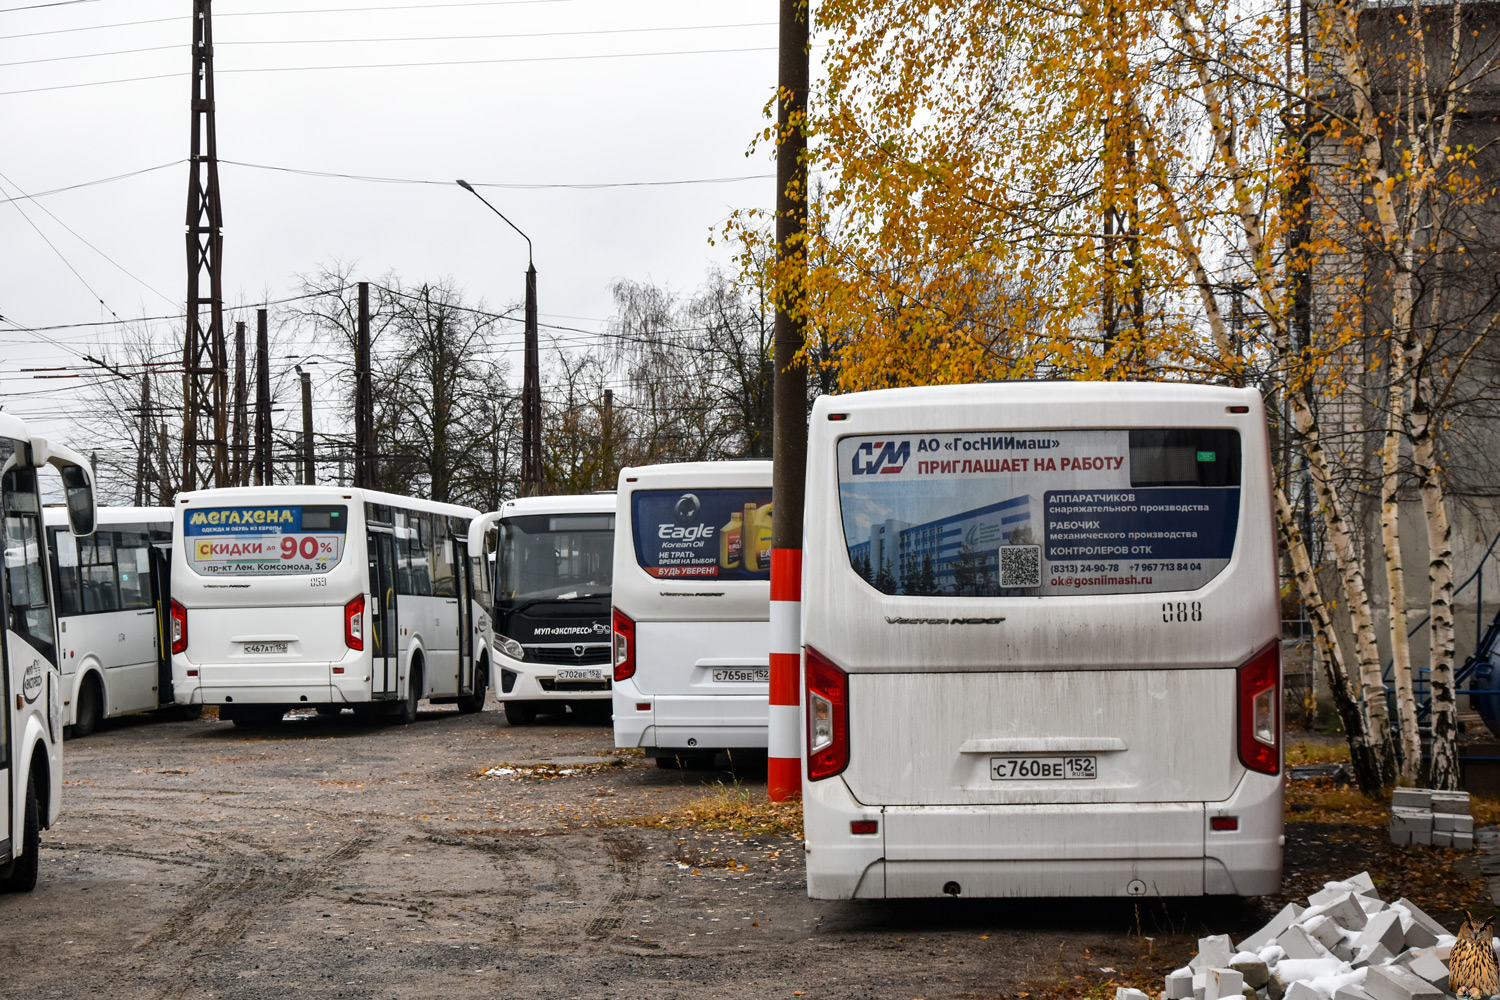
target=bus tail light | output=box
[806,646,849,781]
[345,594,365,651]
[1237,642,1280,775]
[613,609,635,682]
[170,599,188,655]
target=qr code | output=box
[999,545,1042,588]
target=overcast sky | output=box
[0,0,781,458]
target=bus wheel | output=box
[71,675,102,739]
[1,779,40,893]
[394,663,422,725]
[503,701,537,727]
[458,665,487,715]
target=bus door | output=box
[150,543,173,706]
[453,524,473,696]
[367,529,399,699]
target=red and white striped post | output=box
[768,548,803,800]
[767,0,810,803]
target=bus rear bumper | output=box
[612,680,767,750]
[805,772,1282,899]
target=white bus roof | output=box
[817,380,1258,418]
[496,493,616,518]
[619,459,772,483]
[44,505,170,528]
[175,484,480,520]
[0,412,32,443]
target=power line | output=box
[0,0,675,39]
[0,22,775,68]
[224,159,774,191]
[0,161,182,205]
[0,46,777,97]
[0,0,106,13]
[0,165,177,305]
[0,173,127,336]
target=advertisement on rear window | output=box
[631,489,773,580]
[184,504,348,577]
[837,430,1240,596]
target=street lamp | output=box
[457,178,542,497]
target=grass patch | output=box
[1286,741,1351,767]
[614,783,804,839]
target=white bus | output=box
[612,461,773,769]
[46,506,182,737]
[471,494,616,726]
[801,382,1281,899]
[170,486,485,727]
[0,416,95,892]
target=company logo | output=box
[22,659,43,704]
[532,624,609,637]
[674,493,702,524]
[852,440,911,476]
[573,645,586,657]
[883,616,1006,625]
[188,507,295,528]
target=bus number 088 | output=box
[1162,601,1202,623]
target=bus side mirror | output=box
[60,464,96,536]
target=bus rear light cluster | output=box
[344,594,365,651]
[613,609,636,682]
[1210,816,1239,831]
[1237,642,1281,775]
[806,646,850,781]
[170,599,188,655]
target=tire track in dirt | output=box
[135,835,374,1000]
[584,828,645,942]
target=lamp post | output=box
[457,179,542,497]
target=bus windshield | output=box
[183,503,349,577]
[838,428,1241,597]
[497,513,614,606]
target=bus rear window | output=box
[837,429,1240,596]
[631,488,773,580]
[183,504,348,577]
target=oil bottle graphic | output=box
[744,501,773,572]
[719,511,744,569]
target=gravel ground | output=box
[0,705,1470,1000]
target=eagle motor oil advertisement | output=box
[837,429,1241,596]
[631,488,773,580]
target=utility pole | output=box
[601,388,614,490]
[355,281,375,488]
[522,263,542,496]
[455,179,542,495]
[182,0,228,494]
[232,318,247,486]
[298,366,315,486]
[768,0,810,803]
[254,308,272,485]
[134,374,153,506]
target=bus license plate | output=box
[713,667,770,683]
[243,642,288,655]
[557,668,602,681]
[990,756,1097,780]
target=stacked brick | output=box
[1389,789,1474,849]
[1125,873,1469,1000]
